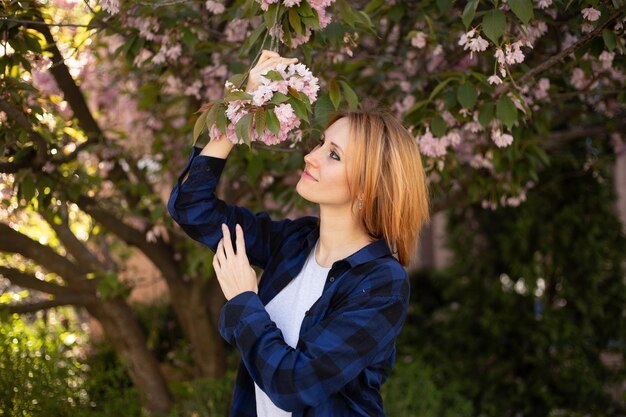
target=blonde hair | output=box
[326,110,430,267]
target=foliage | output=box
[403,137,626,416]
[381,351,474,417]
[0,311,89,416]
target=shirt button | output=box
[329,276,335,282]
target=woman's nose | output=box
[304,151,318,167]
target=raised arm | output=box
[167,137,292,270]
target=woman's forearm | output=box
[200,134,234,159]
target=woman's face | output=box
[296,117,353,208]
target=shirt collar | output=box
[305,222,393,268]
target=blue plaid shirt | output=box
[167,146,410,417]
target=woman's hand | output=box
[245,50,298,93]
[213,223,259,301]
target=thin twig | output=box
[494,5,626,96]
[0,17,98,29]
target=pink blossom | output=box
[535,0,552,8]
[491,128,514,148]
[599,51,614,70]
[256,0,278,11]
[417,129,448,157]
[206,0,225,14]
[494,48,506,66]
[488,75,503,85]
[411,31,427,49]
[505,41,525,64]
[53,0,80,8]
[570,68,587,89]
[581,7,601,22]
[284,0,302,7]
[100,0,120,14]
[458,29,476,47]
[252,85,274,106]
[534,78,550,100]
[581,23,594,33]
[467,36,489,56]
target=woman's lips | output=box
[302,171,318,181]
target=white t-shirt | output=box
[254,239,331,417]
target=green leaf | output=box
[496,95,518,129]
[313,94,334,128]
[228,73,246,86]
[297,1,315,17]
[508,0,534,25]
[235,112,254,147]
[602,29,617,51]
[264,4,278,29]
[462,0,479,28]
[457,83,478,109]
[242,24,266,53]
[301,14,321,30]
[216,106,228,134]
[18,175,36,202]
[436,0,454,14]
[288,86,302,101]
[289,97,308,120]
[289,8,303,35]
[364,0,385,14]
[478,102,495,129]
[204,104,220,137]
[339,80,359,110]
[192,107,210,146]
[225,91,253,101]
[255,109,267,138]
[265,109,281,136]
[329,80,341,110]
[431,116,447,138]
[263,70,285,81]
[269,92,290,104]
[482,9,506,44]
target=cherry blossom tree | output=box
[1,0,625,414]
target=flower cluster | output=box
[458,29,489,58]
[195,63,320,147]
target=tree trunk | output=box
[168,276,227,377]
[86,298,174,416]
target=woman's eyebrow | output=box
[330,142,343,154]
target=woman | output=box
[167,51,430,417]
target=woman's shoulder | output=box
[340,256,408,303]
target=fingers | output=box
[213,240,223,269]
[221,224,235,258]
[259,50,280,63]
[252,56,299,74]
[235,224,247,256]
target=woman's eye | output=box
[330,150,340,161]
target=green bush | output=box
[382,350,473,417]
[404,138,626,416]
[0,311,89,416]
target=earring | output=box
[358,198,363,210]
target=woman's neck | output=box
[316,206,373,268]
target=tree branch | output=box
[75,196,183,286]
[0,223,90,288]
[0,99,48,172]
[40,204,109,272]
[3,294,96,315]
[0,266,76,296]
[495,6,626,96]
